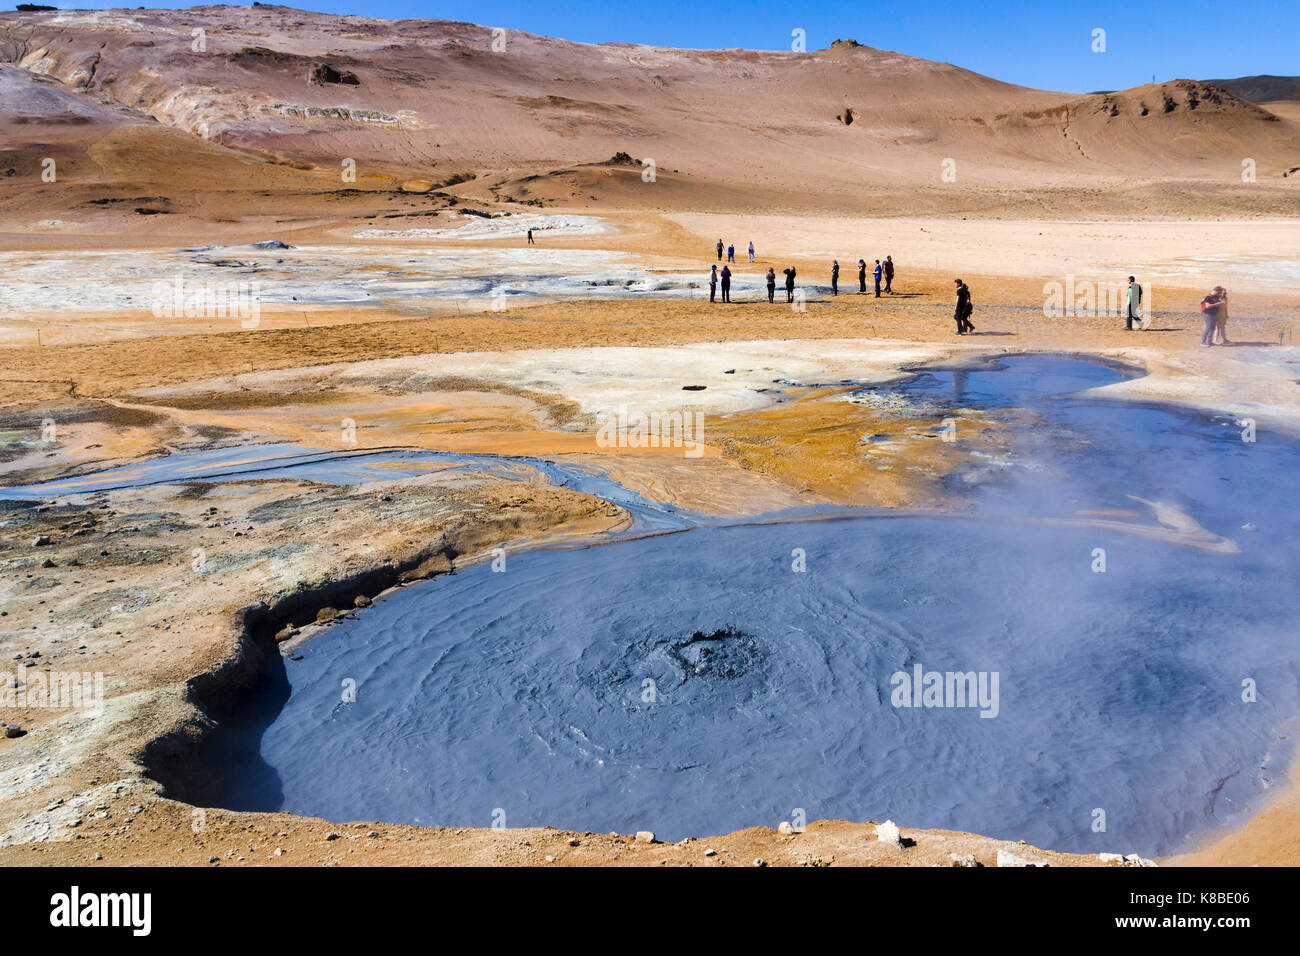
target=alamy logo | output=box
[595,405,705,458]
[1,670,104,715]
[150,274,262,328]
[890,664,1000,718]
[50,886,151,936]
[1043,275,1148,319]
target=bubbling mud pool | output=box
[15,355,1298,855]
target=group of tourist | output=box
[831,257,894,296]
[716,239,756,264]
[1125,276,1231,344]
[708,244,898,304]
[704,244,1229,345]
[706,261,797,303]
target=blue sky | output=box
[56,1,1299,93]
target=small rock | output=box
[1123,853,1157,867]
[753,858,766,867]
[33,535,51,546]
[876,820,902,847]
[949,853,981,867]
[5,724,21,738]
[996,849,1047,868]
[325,831,341,841]
[544,855,555,863]
[275,626,299,642]
[703,848,717,857]
[567,837,580,847]
[366,831,378,838]
[273,847,285,857]
[1098,852,1125,863]
[353,595,371,608]
[41,558,55,568]
[209,855,219,863]
[635,830,656,844]
[778,821,794,835]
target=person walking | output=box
[1125,275,1143,330]
[747,241,755,263]
[1213,286,1230,344]
[766,267,776,303]
[873,259,883,297]
[526,228,534,245]
[727,244,735,264]
[884,255,894,293]
[720,264,732,303]
[784,266,797,303]
[716,239,724,261]
[831,260,840,296]
[954,279,975,334]
[709,264,718,303]
[858,259,867,294]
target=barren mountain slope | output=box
[1,5,1297,234]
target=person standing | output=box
[1200,286,1226,345]
[858,259,867,294]
[954,279,974,334]
[709,264,718,303]
[831,260,840,296]
[727,244,735,264]
[766,268,776,303]
[716,239,724,261]
[873,259,883,297]
[747,241,755,263]
[1125,276,1143,330]
[784,266,797,303]
[884,255,894,293]
[1213,286,1230,344]
[720,264,732,303]
[527,228,534,245]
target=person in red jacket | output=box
[884,255,895,293]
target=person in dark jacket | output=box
[727,244,735,264]
[766,268,776,303]
[884,255,894,293]
[954,279,975,334]
[708,264,718,303]
[831,260,840,295]
[873,259,883,297]
[720,264,732,303]
[783,266,797,303]
[716,239,724,261]
[858,259,867,294]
